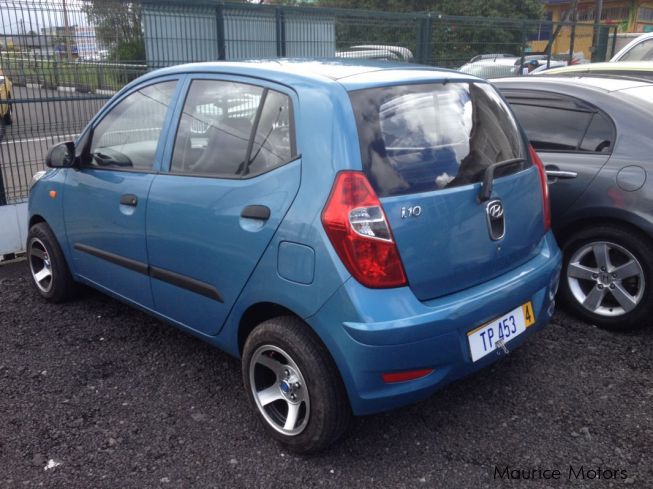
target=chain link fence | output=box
[0,0,619,204]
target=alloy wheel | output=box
[28,237,54,294]
[567,241,645,317]
[249,344,310,436]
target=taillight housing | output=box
[321,171,407,288]
[529,145,551,232]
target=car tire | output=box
[3,92,11,125]
[26,222,77,302]
[559,224,653,331]
[242,316,352,454]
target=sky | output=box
[1,0,91,35]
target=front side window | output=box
[171,80,294,177]
[87,81,177,170]
[350,82,524,197]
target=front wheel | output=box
[242,316,351,454]
[559,225,653,331]
[27,222,77,302]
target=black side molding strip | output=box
[74,243,148,275]
[74,243,224,303]
[150,266,224,303]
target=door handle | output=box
[120,194,138,207]
[545,170,578,179]
[545,164,577,180]
[241,205,270,220]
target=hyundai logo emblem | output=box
[486,199,505,241]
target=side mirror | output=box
[46,141,76,168]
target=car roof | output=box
[493,75,652,93]
[542,61,653,75]
[138,59,478,91]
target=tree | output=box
[82,0,145,63]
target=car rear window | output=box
[349,82,525,197]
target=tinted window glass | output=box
[350,82,524,197]
[171,80,294,177]
[579,113,614,153]
[88,81,177,170]
[620,38,653,61]
[510,104,592,152]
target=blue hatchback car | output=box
[27,60,561,453]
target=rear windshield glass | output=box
[349,82,525,197]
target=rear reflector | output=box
[322,171,407,288]
[382,369,434,384]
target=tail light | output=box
[529,145,551,232]
[321,171,407,288]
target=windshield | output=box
[349,82,525,197]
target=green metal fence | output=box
[0,0,619,204]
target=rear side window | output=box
[171,80,295,178]
[510,104,593,152]
[349,82,524,197]
[579,113,614,153]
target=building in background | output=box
[544,0,653,33]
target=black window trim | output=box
[505,89,616,156]
[166,77,300,181]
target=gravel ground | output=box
[1,259,652,489]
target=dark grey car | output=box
[494,76,653,331]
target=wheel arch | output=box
[556,213,653,249]
[237,302,303,356]
[28,214,47,230]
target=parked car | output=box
[28,60,561,453]
[459,54,570,79]
[611,32,653,62]
[540,61,653,81]
[494,76,653,331]
[335,45,413,61]
[0,68,13,125]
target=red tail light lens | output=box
[321,171,407,288]
[529,145,551,232]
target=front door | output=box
[146,77,301,335]
[63,79,179,308]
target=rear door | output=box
[349,81,546,301]
[145,76,301,336]
[503,90,614,221]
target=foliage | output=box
[82,1,145,64]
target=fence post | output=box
[519,20,527,76]
[416,14,432,65]
[0,166,6,206]
[610,25,617,59]
[568,20,576,62]
[216,3,226,60]
[276,7,286,57]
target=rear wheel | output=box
[27,222,77,302]
[242,316,351,454]
[559,225,652,331]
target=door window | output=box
[620,38,653,61]
[86,81,177,170]
[510,103,592,152]
[170,79,295,177]
[579,113,614,153]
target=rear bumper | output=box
[307,232,562,415]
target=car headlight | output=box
[29,170,47,191]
